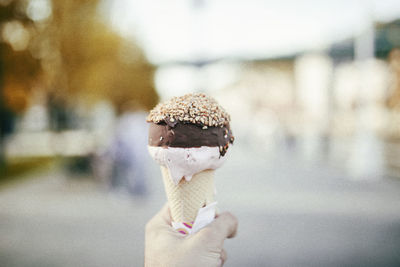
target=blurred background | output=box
[1,0,400,266]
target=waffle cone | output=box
[161,166,215,222]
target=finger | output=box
[212,212,238,239]
[220,248,227,266]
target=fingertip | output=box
[217,212,238,238]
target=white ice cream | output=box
[148,146,227,185]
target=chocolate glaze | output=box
[148,122,234,156]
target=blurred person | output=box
[0,102,15,171]
[145,204,238,267]
[107,100,150,196]
[48,92,70,132]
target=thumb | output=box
[212,212,238,239]
[196,212,238,247]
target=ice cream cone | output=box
[161,166,215,223]
[147,93,234,234]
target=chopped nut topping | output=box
[147,93,231,127]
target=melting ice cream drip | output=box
[148,146,227,185]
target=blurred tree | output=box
[0,0,158,117]
[36,0,158,116]
[0,0,41,171]
[0,1,40,114]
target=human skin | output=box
[145,204,238,267]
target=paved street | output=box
[1,141,400,267]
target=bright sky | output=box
[101,0,400,64]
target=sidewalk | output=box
[0,166,162,267]
[1,144,400,266]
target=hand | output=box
[145,204,238,267]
